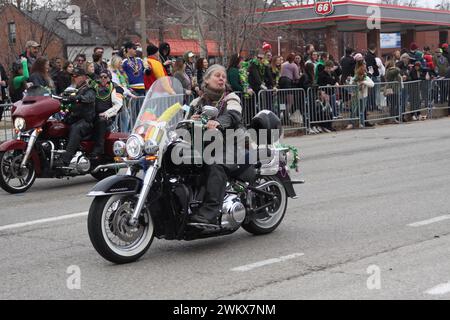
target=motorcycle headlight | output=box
[113,141,126,157]
[144,140,159,155]
[14,117,26,131]
[126,134,144,159]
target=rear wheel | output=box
[87,194,154,264]
[242,176,288,235]
[0,150,36,194]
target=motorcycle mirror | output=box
[202,105,219,119]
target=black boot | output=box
[189,165,227,226]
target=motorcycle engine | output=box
[221,194,246,230]
[69,152,91,174]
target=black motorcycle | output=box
[87,78,303,264]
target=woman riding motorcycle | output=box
[187,64,245,226]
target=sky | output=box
[276,0,446,9]
[361,0,444,8]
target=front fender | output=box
[0,139,27,152]
[87,175,143,197]
[0,140,42,176]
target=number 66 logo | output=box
[315,0,335,16]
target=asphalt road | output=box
[1,118,450,300]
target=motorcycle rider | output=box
[91,70,124,158]
[54,67,96,167]
[187,64,244,226]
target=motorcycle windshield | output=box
[132,77,185,142]
[24,86,52,97]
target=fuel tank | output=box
[43,120,70,138]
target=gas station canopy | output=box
[261,1,450,32]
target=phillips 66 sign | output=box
[315,0,335,16]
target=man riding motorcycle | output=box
[91,70,124,159]
[54,67,96,167]
[187,64,245,226]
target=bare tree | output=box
[436,0,450,10]
[380,0,418,6]
[163,0,275,62]
[71,0,139,47]
[0,0,70,67]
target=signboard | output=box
[181,28,199,40]
[315,0,335,16]
[380,33,401,49]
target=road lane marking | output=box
[0,212,88,232]
[407,215,450,227]
[425,282,450,295]
[231,253,305,272]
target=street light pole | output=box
[140,0,147,47]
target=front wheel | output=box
[87,194,154,264]
[0,150,36,194]
[242,176,288,235]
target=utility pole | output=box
[140,0,147,47]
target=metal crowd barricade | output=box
[257,88,308,133]
[113,96,145,133]
[184,93,195,106]
[114,94,186,133]
[233,91,258,126]
[365,81,401,124]
[112,79,450,136]
[430,78,450,118]
[0,103,15,142]
[401,80,430,120]
[307,84,360,130]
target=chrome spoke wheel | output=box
[247,177,288,232]
[0,150,36,193]
[100,195,154,257]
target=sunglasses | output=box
[100,75,110,79]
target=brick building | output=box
[0,4,114,68]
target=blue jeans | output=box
[119,107,131,133]
[359,97,368,125]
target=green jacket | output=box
[13,60,29,90]
[314,60,325,83]
[227,67,243,92]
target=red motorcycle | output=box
[0,88,129,194]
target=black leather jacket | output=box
[69,82,96,123]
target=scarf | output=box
[202,86,226,108]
